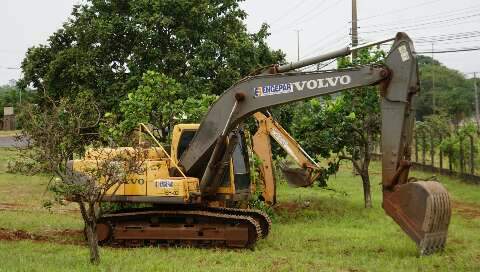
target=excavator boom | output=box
[179,33,451,254]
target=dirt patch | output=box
[0,228,84,245]
[453,201,480,219]
[0,202,79,214]
[274,201,313,214]
[274,202,304,214]
[0,202,29,211]
[0,228,44,241]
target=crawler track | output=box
[206,207,272,238]
[96,208,270,248]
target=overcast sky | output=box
[1,0,479,85]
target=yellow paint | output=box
[70,126,244,202]
[69,159,125,195]
[170,124,200,165]
[146,177,199,200]
[123,171,147,196]
[69,147,201,201]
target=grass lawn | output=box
[0,147,479,271]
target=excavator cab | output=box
[171,124,253,203]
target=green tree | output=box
[416,55,473,123]
[19,0,284,115]
[291,49,385,208]
[103,71,217,142]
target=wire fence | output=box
[410,128,480,184]
[373,123,480,184]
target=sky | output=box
[1,0,479,85]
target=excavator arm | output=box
[252,112,321,204]
[179,33,451,254]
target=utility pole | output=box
[474,72,479,128]
[295,29,301,61]
[351,1,360,176]
[351,0,358,59]
[431,42,436,113]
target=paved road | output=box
[0,136,27,148]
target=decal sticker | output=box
[154,179,174,188]
[254,83,293,97]
[270,128,300,162]
[253,75,352,97]
[398,45,410,62]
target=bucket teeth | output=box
[383,180,451,255]
[419,232,447,255]
[418,188,451,255]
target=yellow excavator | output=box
[69,33,451,254]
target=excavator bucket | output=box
[383,180,451,255]
[280,166,315,187]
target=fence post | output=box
[469,134,475,175]
[439,134,443,171]
[448,149,453,174]
[460,135,465,174]
[415,132,419,162]
[422,132,427,165]
[430,131,435,168]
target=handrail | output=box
[138,123,187,178]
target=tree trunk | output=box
[78,202,100,265]
[85,219,100,265]
[360,173,372,208]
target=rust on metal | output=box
[280,167,316,188]
[383,181,451,255]
[96,208,271,249]
[234,92,246,101]
[206,206,272,238]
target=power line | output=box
[359,12,480,34]
[271,0,328,30]
[301,35,349,59]
[291,0,345,28]
[417,38,480,45]
[360,19,480,38]
[295,19,351,58]
[359,4,480,29]
[358,0,441,22]
[415,31,480,43]
[298,23,350,58]
[363,31,480,46]
[417,47,480,54]
[272,0,346,31]
[268,0,312,26]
